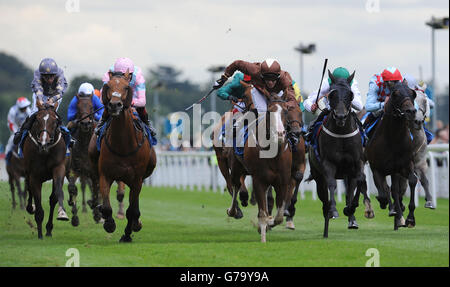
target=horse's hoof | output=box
[116,212,125,220]
[103,219,116,233]
[395,217,406,228]
[57,207,69,221]
[364,210,375,219]
[376,196,388,209]
[239,191,249,207]
[226,207,236,218]
[234,209,243,219]
[249,197,256,206]
[424,201,435,209]
[286,220,295,230]
[388,209,397,217]
[132,220,142,232]
[26,204,35,215]
[119,235,132,243]
[328,210,339,219]
[348,220,359,229]
[406,218,416,228]
[71,216,80,227]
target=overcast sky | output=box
[0,0,448,100]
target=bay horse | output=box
[6,145,27,209]
[22,103,69,239]
[66,93,100,226]
[365,79,418,230]
[228,82,299,242]
[308,71,368,238]
[88,71,157,243]
[211,105,252,219]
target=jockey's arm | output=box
[66,97,78,122]
[7,108,16,133]
[365,81,383,112]
[350,80,363,111]
[223,60,260,79]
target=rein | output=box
[28,130,62,149]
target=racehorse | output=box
[365,79,418,230]
[22,103,69,239]
[88,71,157,243]
[377,88,434,214]
[6,145,27,209]
[410,91,434,208]
[228,82,298,242]
[308,71,369,238]
[66,93,98,226]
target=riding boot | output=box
[304,109,329,143]
[136,107,156,137]
[13,113,36,145]
[59,126,75,148]
[94,109,109,136]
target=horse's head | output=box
[327,70,355,127]
[102,70,133,117]
[240,80,255,112]
[76,93,95,133]
[266,95,289,145]
[31,106,61,153]
[412,90,429,130]
[386,80,416,122]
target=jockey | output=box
[13,58,70,146]
[303,67,364,143]
[66,82,104,132]
[214,58,302,145]
[216,72,250,113]
[362,67,414,138]
[5,97,32,162]
[95,57,156,137]
[403,74,434,144]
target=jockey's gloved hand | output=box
[213,74,228,89]
[227,95,239,103]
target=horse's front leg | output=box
[116,181,125,219]
[99,175,115,233]
[343,177,359,229]
[406,169,418,228]
[322,160,339,219]
[67,172,80,226]
[54,165,69,222]
[391,174,406,230]
[120,180,143,243]
[29,178,44,239]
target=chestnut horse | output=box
[228,82,300,242]
[23,103,69,239]
[365,80,418,230]
[88,71,156,243]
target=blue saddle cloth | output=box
[96,114,157,152]
[18,126,72,158]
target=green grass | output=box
[0,181,448,267]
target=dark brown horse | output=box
[365,80,418,230]
[23,103,69,239]
[6,145,27,209]
[211,106,252,219]
[308,71,368,238]
[88,71,157,243]
[66,93,99,226]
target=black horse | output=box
[365,80,418,230]
[308,71,368,238]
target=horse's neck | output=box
[107,109,138,146]
[379,113,409,142]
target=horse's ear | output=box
[328,70,336,84]
[347,71,355,85]
[101,83,109,104]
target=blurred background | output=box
[0,0,448,151]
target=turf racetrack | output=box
[0,181,448,267]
